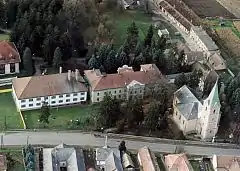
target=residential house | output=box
[138,146,160,171]
[84,64,164,103]
[0,41,20,75]
[189,26,219,57]
[105,151,123,171]
[12,69,88,111]
[95,146,120,168]
[172,71,221,140]
[42,143,86,171]
[0,154,7,171]
[165,153,194,171]
[212,154,240,171]
[158,29,170,38]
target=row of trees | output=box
[94,82,176,134]
[88,22,190,74]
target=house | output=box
[189,26,219,56]
[95,146,120,168]
[165,153,194,171]
[158,29,170,38]
[0,154,7,171]
[122,152,134,169]
[12,69,88,111]
[42,143,86,171]
[138,146,159,171]
[172,71,221,140]
[105,151,123,171]
[212,154,240,171]
[0,41,20,75]
[84,64,164,103]
[208,53,227,71]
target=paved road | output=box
[2,131,240,156]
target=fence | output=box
[0,77,16,87]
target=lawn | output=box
[0,92,24,130]
[0,34,9,41]
[108,10,154,46]
[23,104,98,130]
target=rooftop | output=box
[12,70,88,99]
[165,153,194,171]
[0,41,21,65]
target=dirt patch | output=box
[182,0,236,18]
[215,27,240,57]
[216,0,240,18]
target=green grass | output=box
[23,105,98,129]
[0,34,9,41]
[0,92,24,130]
[108,10,154,46]
[190,160,200,171]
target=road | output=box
[2,131,240,156]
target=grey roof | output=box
[105,152,123,171]
[176,102,199,120]
[43,144,86,171]
[175,85,201,120]
[96,147,120,162]
[191,26,219,51]
[208,53,227,71]
[185,51,204,63]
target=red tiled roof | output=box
[0,41,20,64]
[165,153,193,171]
[138,147,156,171]
[84,64,164,91]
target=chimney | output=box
[75,69,79,81]
[68,70,71,81]
[59,66,62,74]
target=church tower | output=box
[199,79,221,140]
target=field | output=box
[0,34,9,41]
[23,104,98,129]
[182,0,236,18]
[233,21,240,32]
[0,92,24,130]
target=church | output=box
[172,71,221,140]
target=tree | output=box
[231,88,240,108]
[116,119,125,133]
[39,102,51,124]
[52,47,62,68]
[6,153,15,170]
[156,37,167,50]
[126,21,139,53]
[174,73,187,88]
[188,70,202,89]
[22,47,33,75]
[96,94,122,128]
[145,101,164,135]
[88,55,101,69]
[144,25,154,47]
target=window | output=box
[59,95,63,98]
[140,90,142,93]
[119,90,121,93]
[37,97,41,101]
[80,97,85,101]
[51,96,56,99]
[10,63,15,73]
[29,99,33,102]
[213,109,216,114]
[179,115,181,120]
[176,111,178,116]
[81,92,85,96]
[205,107,207,111]
[44,97,48,100]
[29,104,33,107]
[21,100,26,103]
[119,95,121,98]
[66,94,70,97]
[36,103,41,106]
[73,98,78,101]
[73,93,78,96]
[183,120,185,124]
[66,99,70,102]
[209,130,212,134]
[59,100,63,103]
[21,105,26,108]
[104,92,107,95]
[97,92,99,96]
[97,98,99,101]
[114,91,116,94]
[52,101,56,104]
[134,91,137,94]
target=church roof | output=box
[176,102,199,120]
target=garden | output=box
[0,92,24,130]
[23,104,98,130]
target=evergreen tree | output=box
[135,41,142,56]
[126,21,139,53]
[156,37,167,50]
[231,88,240,108]
[52,47,62,68]
[88,55,100,69]
[22,47,33,75]
[39,101,51,124]
[144,25,154,47]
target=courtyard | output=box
[0,92,24,130]
[23,104,98,130]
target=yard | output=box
[0,92,24,130]
[23,104,98,130]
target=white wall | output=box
[16,92,87,111]
[212,155,218,171]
